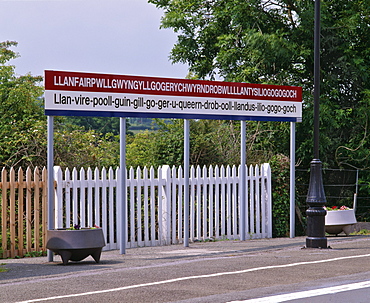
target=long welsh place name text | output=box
[53,93,297,115]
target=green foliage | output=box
[126,131,156,168]
[270,154,307,237]
[126,118,293,169]
[350,229,370,236]
[54,120,120,169]
[126,119,237,168]
[0,41,122,169]
[270,154,290,237]
[150,119,185,167]
[23,251,46,258]
[65,116,132,136]
[0,41,44,168]
[149,0,370,171]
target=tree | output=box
[0,41,121,169]
[0,41,45,168]
[149,0,370,170]
[53,122,120,169]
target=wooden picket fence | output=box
[0,164,272,258]
[0,167,47,258]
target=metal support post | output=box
[47,116,54,262]
[240,121,246,241]
[184,119,190,247]
[120,118,126,254]
[290,122,296,238]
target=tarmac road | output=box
[1,236,370,303]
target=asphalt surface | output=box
[1,235,370,302]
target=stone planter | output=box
[46,228,105,265]
[325,209,357,236]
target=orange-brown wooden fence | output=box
[0,167,47,258]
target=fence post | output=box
[263,163,272,238]
[249,165,255,238]
[9,168,16,258]
[80,168,86,228]
[18,168,25,257]
[161,165,171,245]
[54,166,63,228]
[255,164,261,238]
[129,167,136,246]
[42,167,48,250]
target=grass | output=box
[0,263,8,273]
[350,229,370,235]
[13,251,46,259]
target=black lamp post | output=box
[305,0,327,248]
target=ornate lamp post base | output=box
[306,211,327,248]
[305,159,327,248]
[306,237,327,249]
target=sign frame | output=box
[44,70,302,122]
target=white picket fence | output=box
[54,164,272,251]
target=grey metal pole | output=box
[290,122,296,238]
[184,119,190,247]
[240,120,246,241]
[354,170,359,212]
[47,116,54,262]
[120,117,126,254]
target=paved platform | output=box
[1,235,369,283]
[1,235,370,302]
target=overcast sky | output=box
[0,0,188,79]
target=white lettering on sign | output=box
[52,76,298,99]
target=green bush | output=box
[270,154,290,237]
